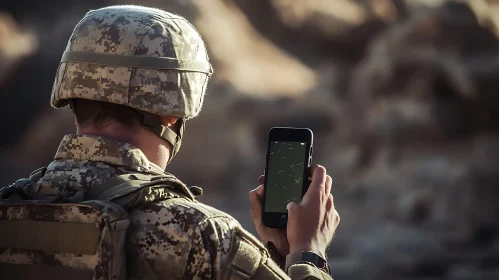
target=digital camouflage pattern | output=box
[3,5,334,280]
[0,200,129,280]
[51,5,211,119]
[1,134,333,279]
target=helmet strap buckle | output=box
[139,111,184,164]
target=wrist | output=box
[289,243,326,259]
[285,251,332,276]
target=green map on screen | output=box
[265,141,306,213]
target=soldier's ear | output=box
[162,116,178,127]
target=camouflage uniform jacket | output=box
[16,134,333,280]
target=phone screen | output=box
[265,141,307,213]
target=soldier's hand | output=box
[249,177,289,259]
[287,165,340,259]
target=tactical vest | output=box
[0,167,196,280]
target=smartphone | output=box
[262,127,313,228]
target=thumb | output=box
[287,202,300,218]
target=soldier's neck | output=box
[76,125,171,171]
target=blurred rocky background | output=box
[1,0,499,279]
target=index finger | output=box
[258,175,265,186]
[251,184,264,197]
[249,185,264,219]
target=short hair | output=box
[73,99,142,130]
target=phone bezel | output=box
[262,127,313,228]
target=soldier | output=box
[0,5,339,279]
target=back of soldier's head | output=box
[50,5,213,158]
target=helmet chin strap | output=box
[69,100,184,165]
[141,112,185,164]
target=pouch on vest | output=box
[0,168,194,280]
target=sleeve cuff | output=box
[287,263,333,280]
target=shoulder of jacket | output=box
[126,199,242,278]
[130,198,239,228]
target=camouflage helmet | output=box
[50,5,213,161]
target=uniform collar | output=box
[55,134,165,174]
